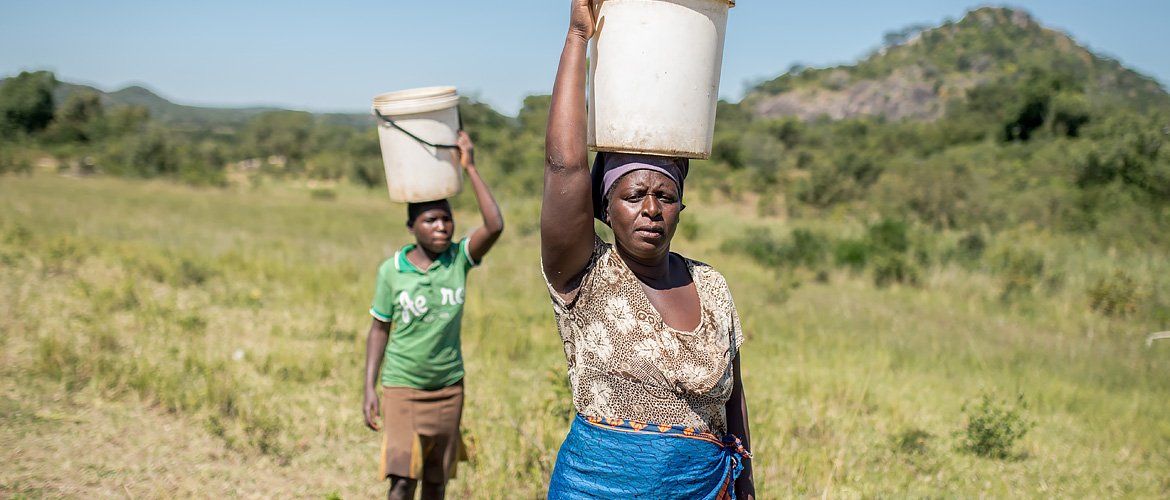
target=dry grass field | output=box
[2,171,1169,498]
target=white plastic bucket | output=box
[372,86,463,203]
[588,0,734,159]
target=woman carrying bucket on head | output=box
[542,0,753,499]
[362,127,503,500]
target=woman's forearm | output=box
[727,355,754,499]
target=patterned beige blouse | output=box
[544,236,744,436]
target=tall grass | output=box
[2,171,1168,498]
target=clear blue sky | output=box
[1,0,1167,116]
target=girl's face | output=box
[409,208,455,254]
[605,169,681,262]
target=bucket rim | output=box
[600,0,734,5]
[372,86,460,116]
[372,86,457,103]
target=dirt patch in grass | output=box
[0,382,382,499]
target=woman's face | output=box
[409,208,455,254]
[606,169,681,262]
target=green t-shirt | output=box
[370,238,479,390]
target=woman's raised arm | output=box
[542,0,597,295]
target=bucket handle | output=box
[373,108,463,150]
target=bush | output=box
[834,238,870,270]
[873,254,919,287]
[726,228,784,268]
[958,393,1032,459]
[956,232,986,262]
[867,218,910,253]
[310,187,338,201]
[786,229,829,268]
[992,246,1047,301]
[891,427,933,455]
[0,148,33,175]
[1087,270,1144,317]
[726,228,829,269]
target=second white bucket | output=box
[372,86,463,203]
[588,0,734,159]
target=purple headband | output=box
[591,152,689,221]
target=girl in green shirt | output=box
[363,131,503,500]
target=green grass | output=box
[1,171,1168,498]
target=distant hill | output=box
[52,82,286,128]
[748,6,1170,122]
[7,6,1165,129]
[0,76,375,129]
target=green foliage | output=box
[310,187,338,201]
[990,245,1048,301]
[958,393,1032,460]
[872,253,919,287]
[797,150,882,207]
[866,218,910,253]
[725,227,828,269]
[833,239,869,270]
[542,369,575,424]
[955,232,986,262]
[891,427,933,455]
[47,91,105,143]
[0,147,34,175]
[1087,270,1144,317]
[0,70,57,137]
[104,127,179,177]
[242,111,314,165]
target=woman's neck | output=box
[616,246,685,290]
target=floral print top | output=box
[544,236,744,436]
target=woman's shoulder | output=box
[677,254,728,287]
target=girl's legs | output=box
[387,475,417,500]
[420,481,446,500]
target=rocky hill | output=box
[748,6,1169,122]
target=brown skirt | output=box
[380,380,466,483]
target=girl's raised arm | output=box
[457,131,505,263]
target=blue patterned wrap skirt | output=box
[547,415,751,500]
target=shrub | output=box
[867,218,910,253]
[873,254,919,287]
[834,238,870,270]
[1087,270,1144,317]
[309,187,337,201]
[175,257,215,286]
[724,228,784,268]
[677,218,700,241]
[956,232,986,262]
[891,427,933,455]
[993,247,1046,301]
[0,148,34,175]
[728,228,830,269]
[786,229,829,268]
[958,393,1032,459]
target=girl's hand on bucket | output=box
[456,131,475,169]
[569,0,596,40]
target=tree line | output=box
[2,66,1168,248]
